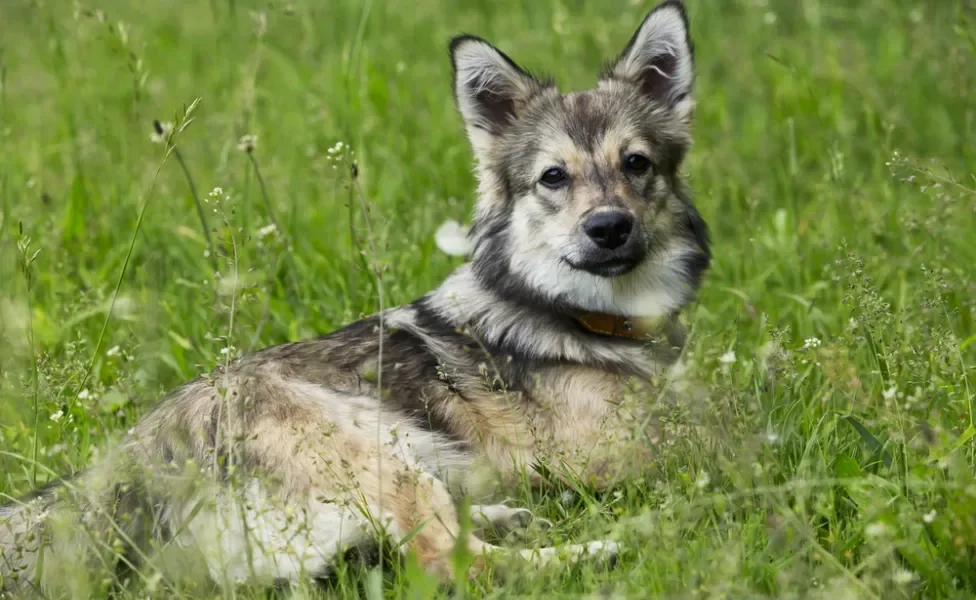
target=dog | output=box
[0,0,710,595]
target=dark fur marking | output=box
[679,205,711,288]
[16,475,75,503]
[560,93,612,154]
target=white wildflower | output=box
[802,337,821,350]
[257,223,278,239]
[78,388,91,400]
[892,568,916,585]
[719,351,737,365]
[150,121,174,144]
[237,134,258,153]
[216,272,239,297]
[865,522,889,538]
[434,219,473,257]
[923,510,936,524]
[695,470,711,489]
[46,443,65,457]
[106,345,121,357]
[50,410,64,422]
[882,386,897,401]
[112,295,137,319]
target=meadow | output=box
[1,0,975,597]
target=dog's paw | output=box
[581,540,621,567]
[557,539,621,570]
[469,504,553,536]
[514,539,622,572]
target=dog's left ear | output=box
[603,0,695,121]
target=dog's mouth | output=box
[564,254,643,278]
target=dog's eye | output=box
[623,154,652,175]
[539,167,568,189]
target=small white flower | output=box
[257,223,278,239]
[882,386,898,401]
[763,11,777,25]
[695,470,710,489]
[865,522,889,538]
[112,295,137,318]
[237,134,258,152]
[50,410,64,422]
[719,351,737,365]
[434,219,473,257]
[216,272,240,297]
[923,510,936,524]
[892,568,916,585]
[802,337,821,350]
[106,345,121,357]
[150,121,174,144]
[78,388,91,400]
[46,443,65,457]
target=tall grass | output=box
[0,0,974,597]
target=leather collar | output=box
[574,311,672,341]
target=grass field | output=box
[1,0,975,597]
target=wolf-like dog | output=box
[0,0,710,595]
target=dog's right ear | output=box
[449,36,548,154]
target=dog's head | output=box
[450,0,710,319]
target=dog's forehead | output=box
[517,88,656,163]
[537,89,636,150]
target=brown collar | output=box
[574,311,671,341]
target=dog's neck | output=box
[572,311,678,342]
[423,265,687,376]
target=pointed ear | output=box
[449,35,549,151]
[603,1,695,120]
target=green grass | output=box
[2,0,975,597]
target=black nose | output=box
[583,211,634,250]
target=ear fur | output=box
[449,35,550,153]
[603,0,695,120]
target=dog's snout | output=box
[583,211,634,250]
